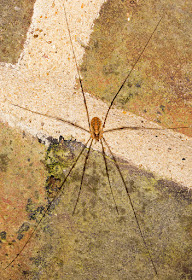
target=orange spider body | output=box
[90,117,103,141]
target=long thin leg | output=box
[103,136,158,276]
[4,137,91,270]
[62,2,90,130]
[103,16,163,128]
[10,103,89,133]
[103,126,189,134]
[100,139,119,214]
[72,139,93,215]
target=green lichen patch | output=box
[22,138,192,280]
[0,153,10,172]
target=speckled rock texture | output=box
[0,0,192,279]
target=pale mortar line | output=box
[0,0,191,188]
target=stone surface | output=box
[0,0,192,279]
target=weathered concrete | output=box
[0,0,192,279]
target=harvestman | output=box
[5,2,187,277]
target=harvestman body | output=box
[5,1,189,277]
[90,117,103,141]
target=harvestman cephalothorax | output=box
[3,0,191,278]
